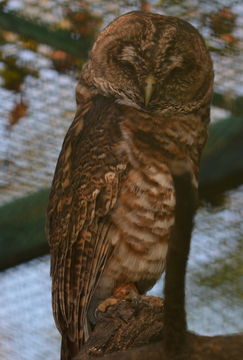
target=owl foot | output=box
[97,283,139,314]
[96,297,119,313]
[113,283,140,299]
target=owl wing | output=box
[46,94,127,345]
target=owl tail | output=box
[60,323,89,360]
[60,317,90,359]
[61,335,79,360]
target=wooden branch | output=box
[212,93,243,117]
[73,297,243,360]
[0,188,49,270]
[87,333,243,360]
[0,11,90,58]
[77,296,164,359]
[199,115,243,199]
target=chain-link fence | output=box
[0,0,243,359]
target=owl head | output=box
[81,11,213,114]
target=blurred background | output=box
[0,0,242,359]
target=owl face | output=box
[82,11,213,114]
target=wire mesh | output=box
[0,256,60,360]
[0,1,243,359]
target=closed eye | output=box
[118,59,135,72]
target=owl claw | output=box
[113,283,139,300]
[96,283,140,315]
[96,297,120,314]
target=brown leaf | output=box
[219,33,237,44]
[140,1,152,12]
[210,8,236,35]
[7,100,28,129]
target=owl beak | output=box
[144,74,156,106]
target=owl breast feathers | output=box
[46,10,213,359]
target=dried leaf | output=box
[7,100,28,129]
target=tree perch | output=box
[74,297,243,360]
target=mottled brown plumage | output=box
[46,11,213,359]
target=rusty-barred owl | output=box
[46,11,213,359]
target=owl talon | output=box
[97,297,120,314]
[113,283,139,300]
[96,283,140,315]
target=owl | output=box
[46,11,213,359]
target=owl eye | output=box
[118,59,135,72]
[170,60,191,75]
[171,67,184,75]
